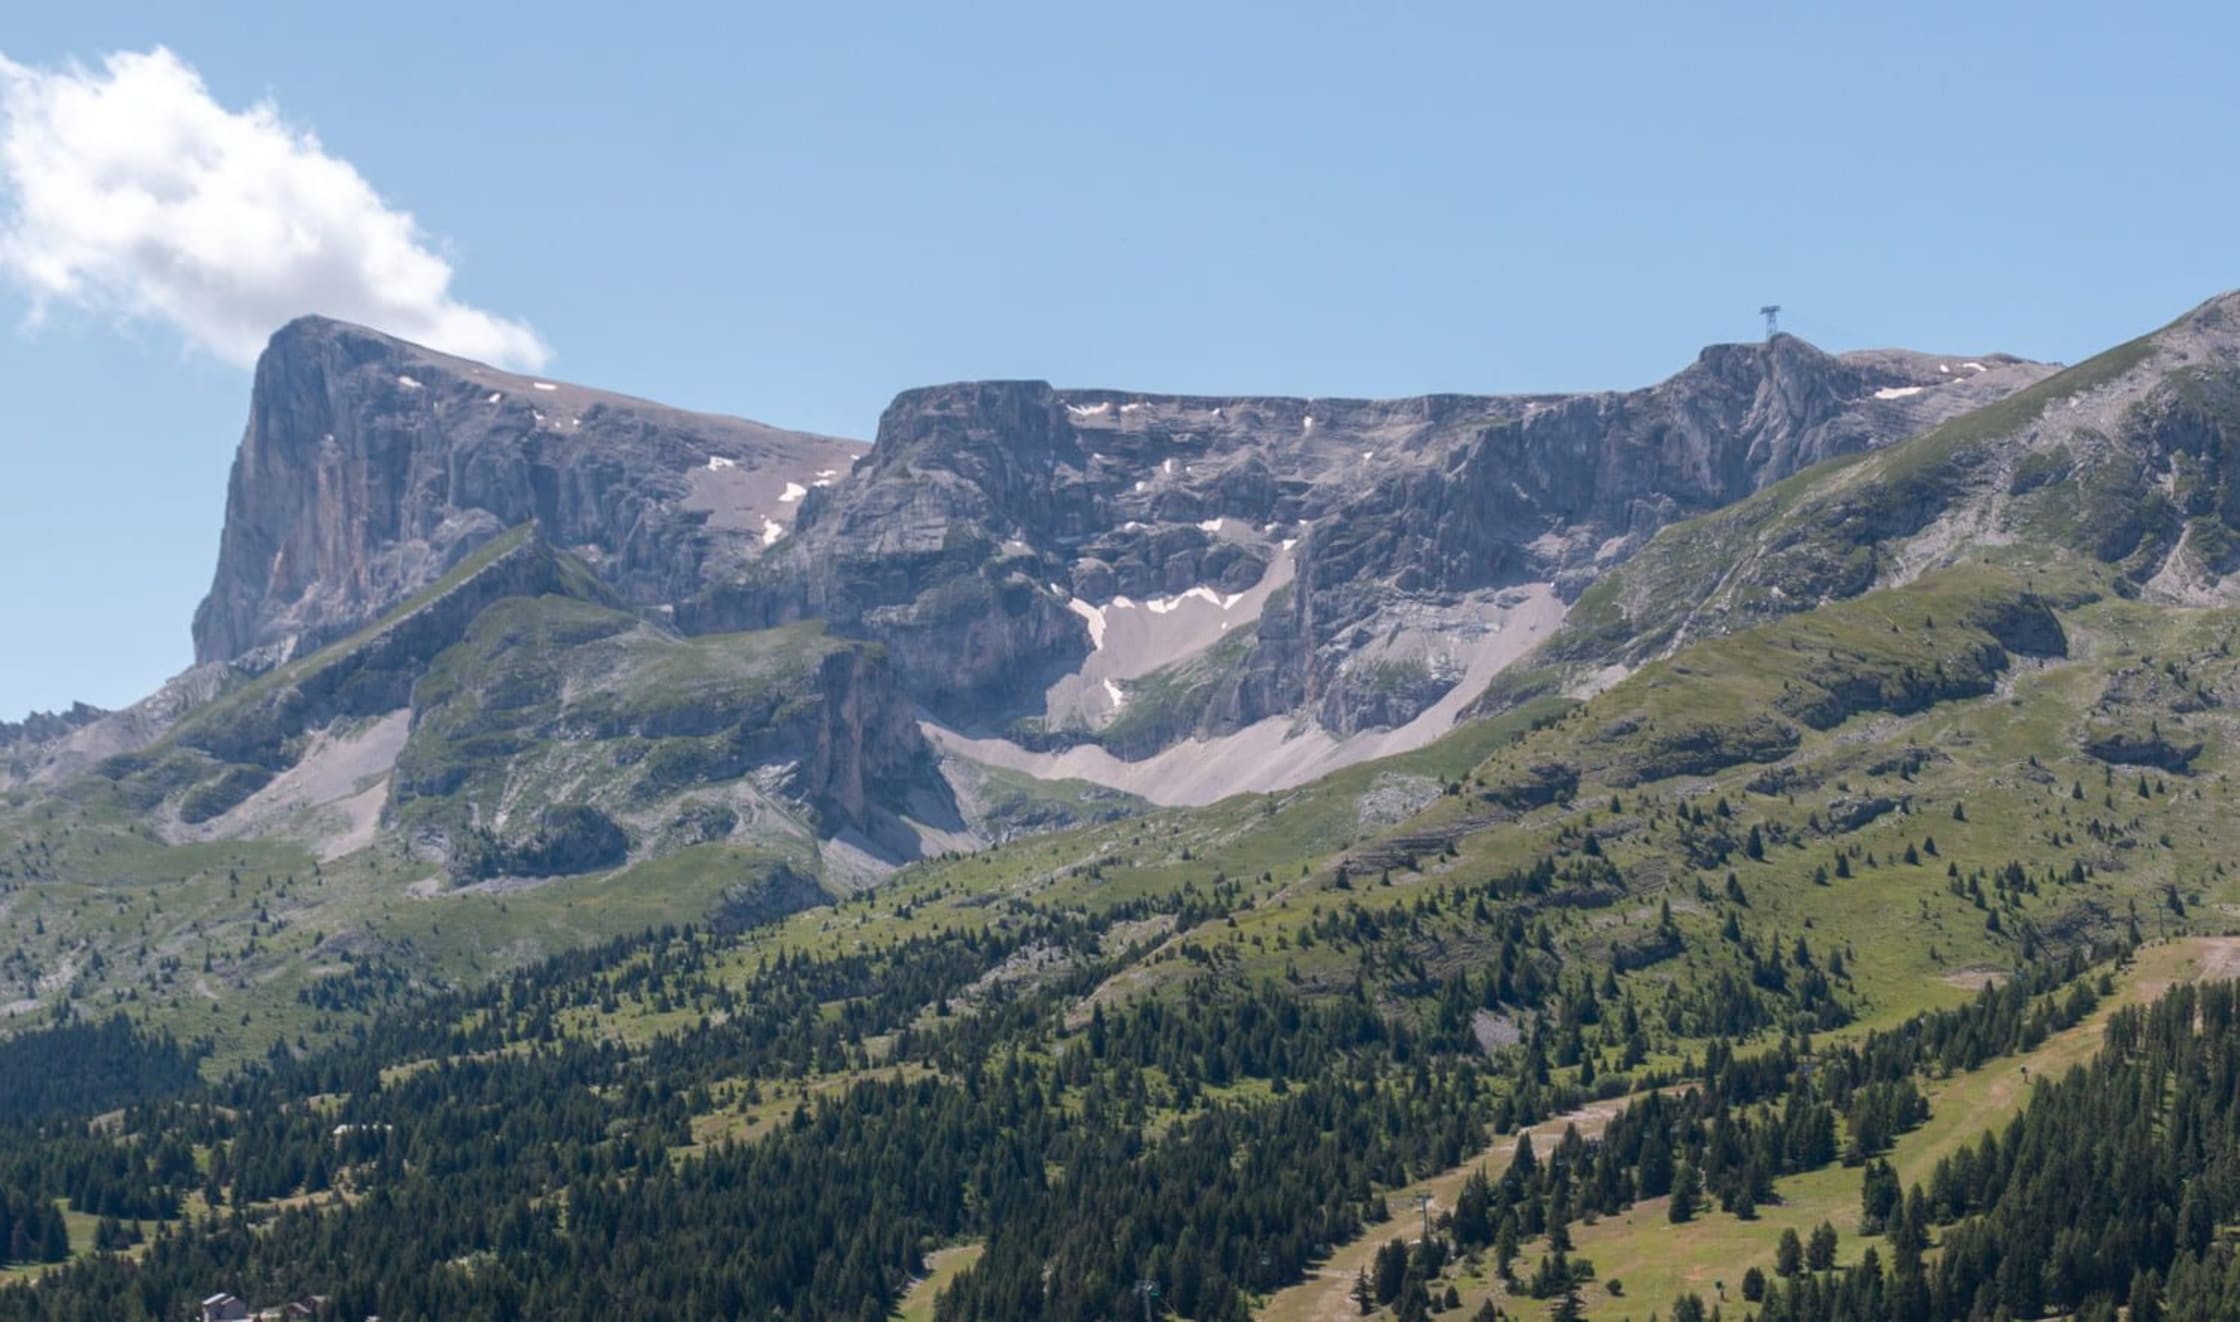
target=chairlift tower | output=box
[1760,304,1783,339]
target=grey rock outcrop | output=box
[693,337,2046,738]
[188,317,2048,765]
[0,703,104,753]
[1554,292,2240,684]
[192,317,862,667]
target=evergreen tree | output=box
[1775,1226,1804,1278]
[1669,1162,1701,1224]
[1807,1220,1838,1272]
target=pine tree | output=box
[2129,1269,2163,1322]
[1669,1161,1701,1223]
[1776,1226,1804,1278]
[1807,1220,1838,1271]
[37,1210,66,1263]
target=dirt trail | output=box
[2183,935,2240,983]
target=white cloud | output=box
[0,47,548,370]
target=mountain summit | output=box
[192,316,863,668]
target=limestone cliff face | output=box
[189,318,2048,761]
[804,645,933,829]
[1276,337,2050,731]
[192,317,862,667]
[699,339,2047,737]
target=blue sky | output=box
[1,2,2233,716]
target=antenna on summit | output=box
[1760,304,1783,339]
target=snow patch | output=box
[1067,597,1108,650]
[1962,361,1987,372]
[1197,518,1224,533]
[396,374,423,390]
[1146,585,1245,614]
[1362,449,1376,460]
[761,518,785,547]
[1104,678,1126,709]
[1874,385,1927,400]
[706,456,737,471]
[532,381,558,391]
[1120,402,1145,413]
[778,482,807,503]
[486,392,503,404]
[1163,457,1175,474]
[1066,402,1112,418]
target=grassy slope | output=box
[896,1244,988,1322]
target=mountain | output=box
[686,339,2049,800]
[15,297,2240,1322]
[1529,291,2240,691]
[192,316,864,669]
[0,306,2077,1011]
[86,522,994,896]
[5,318,2057,884]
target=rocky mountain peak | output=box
[192,317,863,668]
[0,702,105,753]
[1544,290,2240,686]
